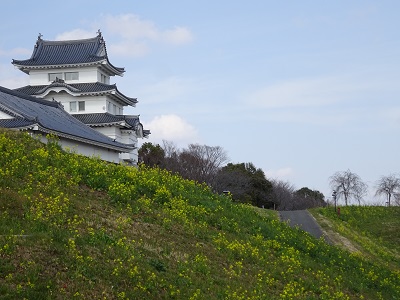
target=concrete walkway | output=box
[279,210,330,243]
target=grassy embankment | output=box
[310,205,400,271]
[0,129,399,299]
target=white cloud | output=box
[104,14,193,45]
[104,14,159,40]
[137,76,194,104]
[0,47,31,57]
[55,14,193,57]
[265,167,295,179]
[162,26,193,45]
[0,77,29,89]
[55,29,95,40]
[0,64,29,89]
[246,72,400,112]
[143,114,199,146]
[108,41,149,57]
[246,76,354,109]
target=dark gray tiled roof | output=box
[0,118,36,128]
[73,113,150,138]
[72,113,138,126]
[12,33,124,75]
[15,81,137,106]
[0,85,133,151]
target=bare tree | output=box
[161,140,180,172]
[394,193,400,206]
[271,179,296,210]
[375,174,400,207]
[161,141,229,186]
[181,144,229,185]
[329,170,368,206]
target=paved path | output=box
[279,210,330,243]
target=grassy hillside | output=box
[0,129,399,299]
[310,206,400,271]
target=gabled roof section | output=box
[72,112,139,127]
[72,113,151,138]
[12,32,125,76]
[15,79,138,107]
[0,85,134,151]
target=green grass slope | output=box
[0,129,399,299]
[310,206,400,271]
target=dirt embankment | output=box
[311,213,360,253]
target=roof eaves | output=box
[34,125,134,152]
[35,80,81,95]
[0,119,37,130]
[12,61,105,70]
[87,121,126,127]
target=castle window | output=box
[100,73,108,84]
[78,101,85,111]
[69,101,77,112]
[65,72,79,80]
[49,73,63,81]
[69,101,85,112]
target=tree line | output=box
[139,141,326,210]
[329,170,400,207]
[139,142,400,209]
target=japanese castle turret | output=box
[12,32,149,165]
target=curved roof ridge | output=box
[12,33,125,76]
[14,82,136,105]
[36,79,81,95]
[39,35,100,46]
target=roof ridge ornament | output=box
[53,77,65,84]
[97,29,105,45]
[35,33,43,48]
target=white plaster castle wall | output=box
[29,70,48,85]
[120,131,138,145]
[42,91,124,115]
[60,138,121,163]
[37,133,122,163]
[119,150,138,163]
[119,131,139,163]
[95,126,121,141]
[42,92,108,114]
[29,67,100,85]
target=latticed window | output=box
[49,73,62,81]
[78,101,85,111]
[69,101,77,112]
[69,101,85,112]
[65,72,79,80]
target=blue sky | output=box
[1,1,399,203]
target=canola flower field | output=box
[0,129,399,299]
[311,205,400,272]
